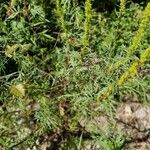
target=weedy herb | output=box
[81,0,92,58]
[0,0,150,149]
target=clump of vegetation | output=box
[0,0,150,149]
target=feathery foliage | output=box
[0,0,150,149]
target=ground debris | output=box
[116,101,150,150]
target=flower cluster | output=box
[128,3,150,56]
[55,0,67,37]
[82,0,92,56]
[119,0,126,15]
[11,0,17,7]
[110,3,150,71]
[97,47,150,101]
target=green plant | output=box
[81,0,92,58]
[0,0,150,149]
[110,2,150,71]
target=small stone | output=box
[134,108,147,119]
